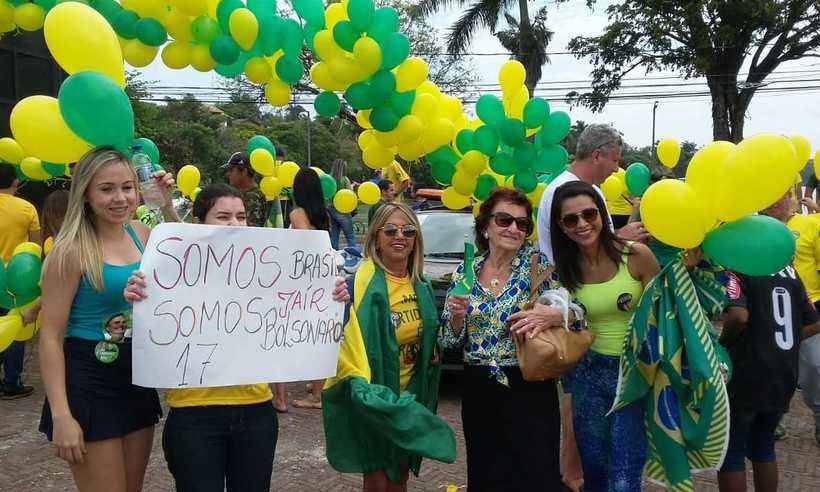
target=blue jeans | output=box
[162,401,278,492]
[329,206,358,249]
[568,351,646,492]
[1,340,25,389]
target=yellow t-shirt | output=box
[166,384,273,408]
[607,193,633,216]
[385,272,422,391]
[0,194,40,262]
[787,213,820,303]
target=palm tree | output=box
[416,1,553,95]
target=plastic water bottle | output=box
[131,145,165,218]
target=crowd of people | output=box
[0,123,818,492]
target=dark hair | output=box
[475,188,533,252]
[293,168,330,231]
[0,163,17,188]
[377,179,392,192]
[550,181,629,292]
[274,144,286,158]
[42,189,70,239]
[193,183,244,222]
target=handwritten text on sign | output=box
[132,223,343,388]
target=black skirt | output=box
[461,365,561,492]
[40,338,162,442]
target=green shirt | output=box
[243,186,269,228]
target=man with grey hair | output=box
[537,123,648,263]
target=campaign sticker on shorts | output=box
[101,311,132,343]
[94,341,119,363]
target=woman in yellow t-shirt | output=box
[124,184,349,491]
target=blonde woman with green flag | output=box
[322,202,456,492]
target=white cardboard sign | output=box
[132,223,344,388]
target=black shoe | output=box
[1,385,34,400]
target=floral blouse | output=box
[439,243,563,385]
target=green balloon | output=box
[0,258,7,294]
[42,162,66,177]
[456,129,475,154]
[533,145,568,174]
[58,71,134,152]
[370,70,396,103]
[514,169,538,193]
[191,16,221,44]
[303,23,322,51]
[539,111,571,145]
[474,173,498,200]
[389,90,415,116]
[247,0,275,16]
[347,0,375,31]
[320,173,338,200]
[136,17,167,47]
[211,35,241,65]
[6,252,41,306]
[275,55,304,84]
[513,142,536,170]
[523,98,550,129]
[133,137,160,165]
[427,146,460,167]
[367,6,398,43]
[292,0,325,28]
[369,105,399,132]
[257,15,282,55]
[216,0,243,33]
[344,82,374,110]
[490,152,516,175]
[476,94,505,126]
[315,91,341,117]
[111,10,139,39]
[474,125,499,157]
[281,19,304,55]
[247,135,276,156]
[430,160,456,186]
[380,32,410,70]
[333,20,359,52]
[499,118,526,147]
[625,162,651,196]
[93,0,123,22]
[702,215,795,276]
[215,54,247,78]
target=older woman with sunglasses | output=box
[441,188,571,491]
[323,202,456,492]
[551,181,659,492]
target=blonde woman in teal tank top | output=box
[550,181,659,492]
[38,148,177,492]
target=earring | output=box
[483,231,489,239]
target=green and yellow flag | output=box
[612,261,731,492]
[322,259,456,483]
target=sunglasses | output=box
[491,212,533,234]
[381,223,417,238]
[560,208,599,229]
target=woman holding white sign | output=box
[124,183,350,492]
[322,202,457,491]
[37,147,176,491]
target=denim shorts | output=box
[720,408,782,472]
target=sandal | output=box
[293,394,322,409]
[273,398,289,413]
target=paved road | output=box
[1,346,818,491]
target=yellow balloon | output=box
[11,96,93,164]
[716,133,795,222]
[815,150,820,180]
[333,189,358,213]
[229,8,258,51]
[397,139,424,161]
[412,93,439,122]
[439,95,463,123]
[396,57,428,92]
[0,1,13,23]
[601,175,626,202]
[472,201,482,217]
[641,180,707,249]
[396,115,423,144]
[190,43,216,71]
[14,316,38,342]
[789,134,811,172]
[265,79,292,106]
[12,241,42,258]
[245,57,272,84]
[505,85,529,120]
[250,150,275,176]
[357,181,380,205]
[44,2,125,87]
[123,39,159,67]
[260,176,282,197]
[657,137,681,168]
[310,62,345,91]
[0,314,23,352]
[310,166,325,176]
[452,170,477,196]
[353,37,382,75]
[164,10,192,42]
[356,109,373,130]
[173,0,206,17]
[14,3,45,31]
[374,129,399,149]
[527,183,546,206]
[43,236,54,255]
[459,150,487,176]
[498,60,526,95]
[314,29,345,61]
[442,187,471,210]
[422,118,456,151]
[176,164,201,196]
[685,140,734,227]
[161,41,190,69]
[278,161,300,187]
[327,55,361,84]
[324,2,348,29]
[363,144,394,169]
[19,157,50,181]
[0,137,24,164]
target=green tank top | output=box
[573,246,644,356]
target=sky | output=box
[139,0,820,150]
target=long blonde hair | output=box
[364,202,425,283]
[43,148,136,292]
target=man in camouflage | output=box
[222,151,268,227]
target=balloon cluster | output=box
[0,242,42,351]
[0,136,69,181]
[640,133,814,275]
[0,0,47,35]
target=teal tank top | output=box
[66,224,143,341]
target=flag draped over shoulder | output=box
[611,260,732,492]
[322,259,457,482]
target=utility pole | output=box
[651,100,659,165]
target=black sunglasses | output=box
[381,223,417,238]
[560,207,599,228]
[491,212,533,234]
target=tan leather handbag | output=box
[514,256,594,382]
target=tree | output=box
[418,0,553,94]
[564,1,820,142]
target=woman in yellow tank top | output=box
[550,181,659,492]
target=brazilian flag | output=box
[322,259,457,482]
[612,260,731,492]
